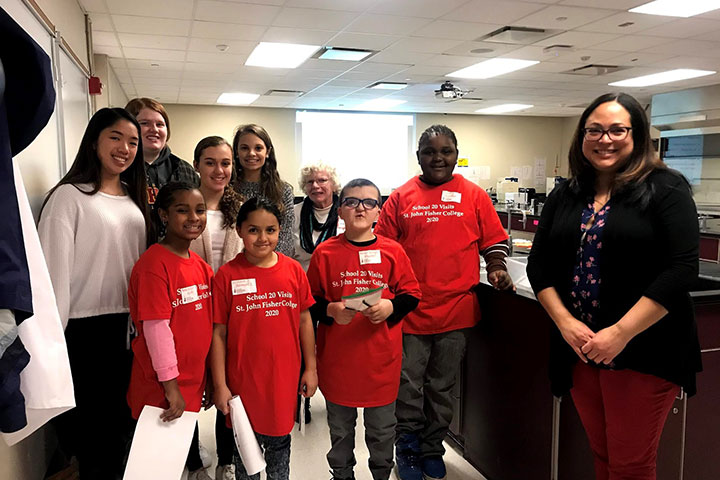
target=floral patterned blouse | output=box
[570,201,611,328]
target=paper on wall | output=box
[229,396,266,476]
[123,406,198,480]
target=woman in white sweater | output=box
[38,108,151,480]
[189,136,243,480]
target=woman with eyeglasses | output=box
[293,163,345,272]
[375,124,513,480]
[527,92,701,480]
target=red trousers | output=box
[571,362,680,480]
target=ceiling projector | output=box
[435,81,469,99]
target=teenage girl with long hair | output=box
[38,107,151,479]
[232,124,294,256]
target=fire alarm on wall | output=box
[89,76,103,95]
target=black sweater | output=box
[527,169,702,397]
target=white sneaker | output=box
[216,464,236,480]
[188,468,213,480]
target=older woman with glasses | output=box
[293,163,345,272]
[527,92,701,480]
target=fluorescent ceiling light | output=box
[609,69,716,87]
[318,47,374,61]
[476,104,533,114]
[447,58,539,79]
[217,92,260,105]
[245,42,319,68]
[357,98,407,110]
[629,0,720,17]
[368,82,408,90]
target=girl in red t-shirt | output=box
[127,182,215,480]
[211,196,317,480]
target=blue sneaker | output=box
[421,455,446,480]
[395,434,423,480]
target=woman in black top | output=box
[527,92,701,480]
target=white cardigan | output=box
[189,218,243,271]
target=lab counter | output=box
[449,260,720,480]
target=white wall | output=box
[35,0,88,70]
[94,53,129,109]
[164,104,575,194]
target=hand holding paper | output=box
[229,396,266,476]
[362,298,393,324]
[327,301,355,325]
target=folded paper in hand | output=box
[229,395,266,475]
[341,286,384,311]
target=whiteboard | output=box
[59,48,90,171]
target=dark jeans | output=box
[233,432,291,480]
[326,400,396,480]
[216,409,235,466]
[395,330,467,456]
[53,314,134,480]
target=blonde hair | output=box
[298,163,341,196]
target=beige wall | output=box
[35,0,88,70]
[164,104,576,194]
[94,54,129,109]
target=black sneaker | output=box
[395,434,423,480]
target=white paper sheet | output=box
[229,396,266,475]
[298,394,306,435]
[123,406,198,480]
[342,287,384,311]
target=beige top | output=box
[189,215,243,272]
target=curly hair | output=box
[193,135,243,229]
[298,162,341,196]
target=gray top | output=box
[235,180,295,257]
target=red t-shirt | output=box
[127,244,214,419]
[307,235,421,407]
[213,253,314,437]
[375,175,507,334]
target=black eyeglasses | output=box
[341,197,380,209]
[583,126,631,141]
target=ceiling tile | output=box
[327,32,401,51]
[441,0,547,24]
[410,20,502,41]
[93,31,120,47]
[642,39,720,58]
[185,51,247,64]
[516,5,616,30]
[89,14,113,31]
[117,33,188,50]
[272,7,359,30]
[639,18,720,39]
[648,56,720,71]
[123,47,187,61]
[79,0,109,13]
[603,51,676,66]
[284,0,371,12]
[125,59,186,70]
[576,12,674,35]
[190,21,267,41]
[195,1,281,25]
[535,31,620,49]
[261,27,335,45]
[388,37,464,54]
[346,14,430,35]
[592,35,672,52]
[369,50,435,65]
[424,54,484,68]
[370,0,471,19]
[443,41,519,58]
[132,69,183,80]
[112,15,191,35]
[184,62,240,73]
[350,62,413,74]
[187,38,256,54]
[106,0,194,19]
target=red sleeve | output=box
[295,263,315,311]
[212,267,231,325]
[388,241,422,299]
[375,191,400,240]
[475,187,508,251]
[135,270,172,322]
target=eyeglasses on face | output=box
[305,177,329,186]
[583,126,631,141]
[340,197,380,209]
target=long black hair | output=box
[40,107,152,240]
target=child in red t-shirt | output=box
[210,196,317,480]
[127,182,214,480]
[307,178,421,480]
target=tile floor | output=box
[184,391,487,480]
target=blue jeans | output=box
[233,432,291,480]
